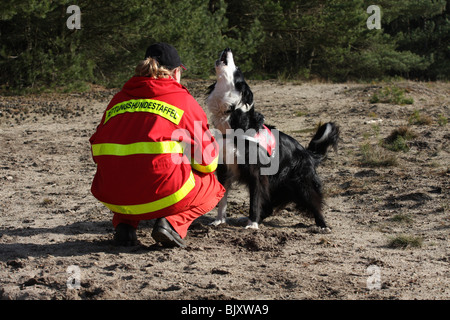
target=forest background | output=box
[1,0,449,93]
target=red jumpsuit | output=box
[89,76,225,238]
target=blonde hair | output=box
[134,57,174,79]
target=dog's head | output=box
[206,48,254,132]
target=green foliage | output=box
[370,86,414,105]
[1,0,448,91]
[0,0,248,90]
[383,136,410,152]
[437,114,448,126]
[388,234,423,249]
[382,126,417,152]
[380,0,449,80]
[408,110,433,125]
[389,214,413,223]
[359,143,398,167]
[0,0,93,90]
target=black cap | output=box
[144,43,186,70]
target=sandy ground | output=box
[0,80,448,301]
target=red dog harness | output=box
[243,125,276,157]
[255,125,276,157]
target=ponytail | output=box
[135,57,173,79]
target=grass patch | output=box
[386,126,417,141]
[359,143,397,167]
[368,111,378,118]
[437,114,448,126]
[387,234,423,249]
[384,136,409,152]
[295,110,308,117]
[389,214,413,224]
[290,127,316,135]
[369,86,414,105]
[408,110,433,125]
[40,198,54,207]
[383,126,417,152]
[290,122,322,135]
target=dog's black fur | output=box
[206,48,339,230]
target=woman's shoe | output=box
[113,223,138,246]
[151,218,186,248]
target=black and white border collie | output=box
[206,48,339,231]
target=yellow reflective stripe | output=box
[92,141,184,156]
[191,156,219,173]
[101,171,196,215]
[104,99,184,125]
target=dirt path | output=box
[0,80,448,300]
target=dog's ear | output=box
[233,68,254,107]
[206,82,217,95]
[236,81,253,106]
[253,111,265,128]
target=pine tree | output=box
[381,0,449,80]
[1,0,448,90]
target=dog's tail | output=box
[307,122,339,165]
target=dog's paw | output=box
[245,221,259,230]
[320,227,332,234]
[309,226,332,234]
[209,218,226,227]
